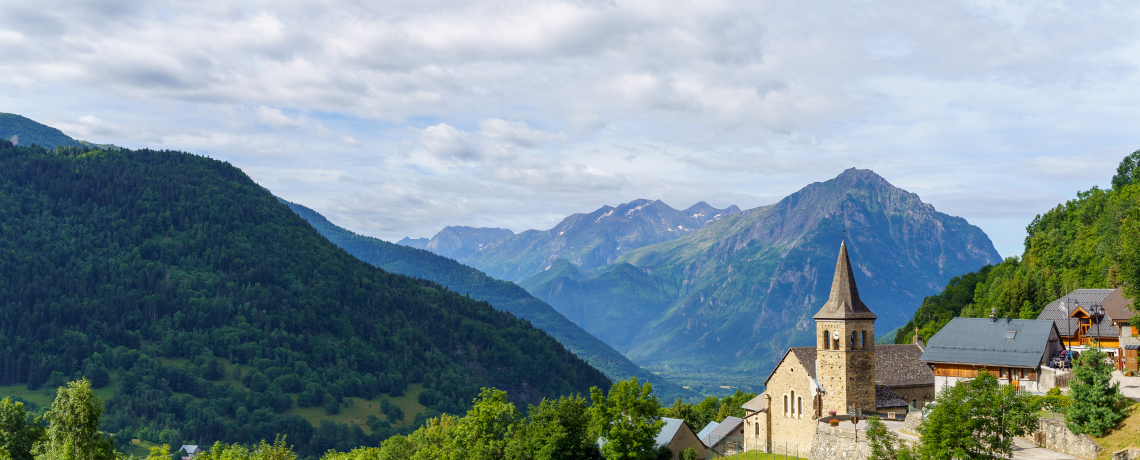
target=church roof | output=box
[813,241,877,320]
[762,344,933,388]
[875,385,908,409]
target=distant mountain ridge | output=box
[398,226,515,261]
[284,201,695,401]
[521,169,1001,389]
[0,113,84,150]
[460,199,740,282]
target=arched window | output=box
[797,397,802,417]
[783,395,788,416]
[850,331,857,349]
[823,330,830,349]
[861,331,867,349]
[755,422,760,436]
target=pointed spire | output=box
[813,240,877,320]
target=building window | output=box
[823,330,830,349]
[850,331,857,349]
[861,331,867,349]
[797,397,802,418]
[756,422,759,436]
[784,395,788,416]
[999,368,1005,378]
[790,390,795,416]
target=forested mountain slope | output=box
[0,140,609,457]
[461,199,739,282]
[283,200,694,402]
[895,150,1140,343]
[0,113,84,150]
[525,169,1000,389]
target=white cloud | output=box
[0,0,1138,256]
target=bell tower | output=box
[814,240,877,415]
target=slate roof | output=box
[763,344,933,387]
[696,421,719,447]
[180,445,201,455]
[876,344,934,386]
[876,385,908,409]
[814,241,877,320]
[1037,289,1118,338]
[702,416,743,448]
[920,318,1058,368]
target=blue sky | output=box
[2,0,1138,258]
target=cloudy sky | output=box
[2,0,1138,257]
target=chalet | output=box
[1036,288,1137,369]
[920,317,1064,395]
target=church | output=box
[739,240,934,455]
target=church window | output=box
[755,422,759,436]
[823,330,830,349]
[783,395,788,416]
[861,331,867,348]
[797,397,802,417]
[850,331,856,349]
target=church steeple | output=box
[813,240,876,320]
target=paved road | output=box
[1111,370,1140,401]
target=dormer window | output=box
[1005,330,1016,339]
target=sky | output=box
[2,0,1139,258]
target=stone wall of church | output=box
[806,425,871,460]
[888,385,934,410]
[765,357,817,455]
[743,408,768,452]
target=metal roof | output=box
[653,417,686,449]
[741,394,766,412]
[920,318,1058,368]
[1037,289,1118,338]
[702,416,743,448]
[696,421,719,447]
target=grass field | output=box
[723,451,805,460]
[1093,399,1139,460]
[0,356,428,443]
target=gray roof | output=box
[653,417,686,449]
[876,385,908,409]
[702,416,743,448]
[814,241,877,320]
[1037,289,1119,338]
[696,421,719,447]
[180,445,200,454]
[921,318,1058,368]
[741,394,766,412]
[764,344,933,388]
[876,344,934,387]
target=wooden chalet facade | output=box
[1037,288,1137,369]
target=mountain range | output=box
[412,169,1001,389]
[397,226,515,261]
[284,200,694,401]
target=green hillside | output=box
[282,201,696,402]
[0,139,609,457]
[0,113,83,150]
[896,150,1140,343]
[524,169,1001,390]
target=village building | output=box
[1036,287,1137,370]
[920,316,1065,396]
[700,416,744,457]
[738,241,934,455]
[653,417,705,460]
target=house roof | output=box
[763,344,933,389]
[1037,289,1119,338]
[814,241,877,320]
[654,417,686,449]
[876,385,908,409]
[875,344,934,387]
[702,416,743,448]
[1100,288,1135,323]
[741,394,766,412]
[920,317,1058,368]
[180,445,200,454]
[696,421,719,447]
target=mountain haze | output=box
[524,169,1001,388]
[462,199,740,282]
[283,200,694,401]
[397,226,515,260]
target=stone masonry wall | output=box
[900,410,922,434]
[1033,418,1102,460]
[1112,449,1140,460]
[808,425,872,460]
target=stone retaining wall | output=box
[901,411,922,434]
[1112,449,1140,460]
[808,425,872,460]
[1032,418,1102,460]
